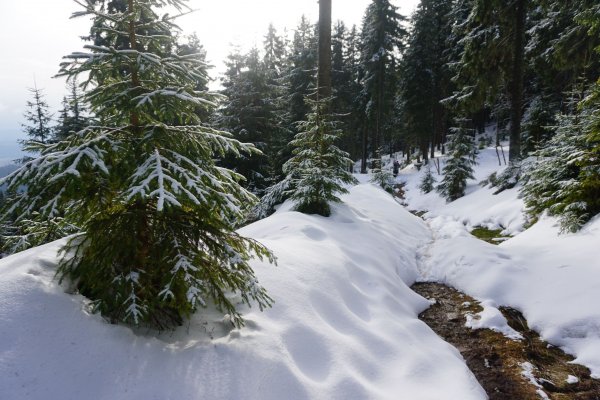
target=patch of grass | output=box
[471,226,510,245]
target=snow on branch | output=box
[133,88,216,108]
[165,126,259,158]
[125,148,254,215]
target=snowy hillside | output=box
[400,147,525,234]
[0,183,486,400]
[400,146,600,378]
[2,146,600,399]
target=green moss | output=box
[470,226,510,245]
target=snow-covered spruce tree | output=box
[437,122,477,201]
[521,109,588,232]
[370,156,395,193]
[0,0,274,329]
[521,85,600,232]
[419,163,436,194]
[258,97,356,217]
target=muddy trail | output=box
[412,282,600,400]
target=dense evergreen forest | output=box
[1,0,600,327]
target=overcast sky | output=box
[0,0,419,163]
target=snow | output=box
[465,299,523,340]
[0,183,486,400]
[401,144,600,378]
[520,362,550,399]
[402,147,525,234]
[3,140,600,397]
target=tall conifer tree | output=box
[449,0,528,162]
[359,0,407,171]
[286,16,318,127]
[399,0,453,162]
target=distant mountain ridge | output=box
[0,163,19,179]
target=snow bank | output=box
[0,183,486,400]
[402,145,600,378]
[401,147,525,234]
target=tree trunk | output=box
[361,127,368,173]
[318,0,332,100]
[374,60,385,162]
[508,0,526,162]
[128,0,141,129]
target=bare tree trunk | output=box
[508,0,526,162]
[318,0,332,100]
[361,127,368,173]
[374,60,385,164]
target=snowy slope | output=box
[401,147,525,234]
[0,183,486,400]
[402,145,600,378]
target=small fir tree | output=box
[285,97,357,216]
[0,0,274,329]
[22,84,53,145]
[257,97,356,217]
[437,122,477,201]
[419,163,437,194]
[369,156,395,193]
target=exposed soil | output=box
[412,282,600,400]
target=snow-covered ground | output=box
[400,146,524,235]
[1,144,599,399]
[0,184,486,400]
[400,146,600,379]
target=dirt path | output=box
[412,282,600,400]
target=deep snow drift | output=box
[0,183,486,400]
[400,146,600,378]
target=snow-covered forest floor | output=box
[1,144,599,399]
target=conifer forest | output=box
[1,1,599,399]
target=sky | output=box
[0,0,419,164]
